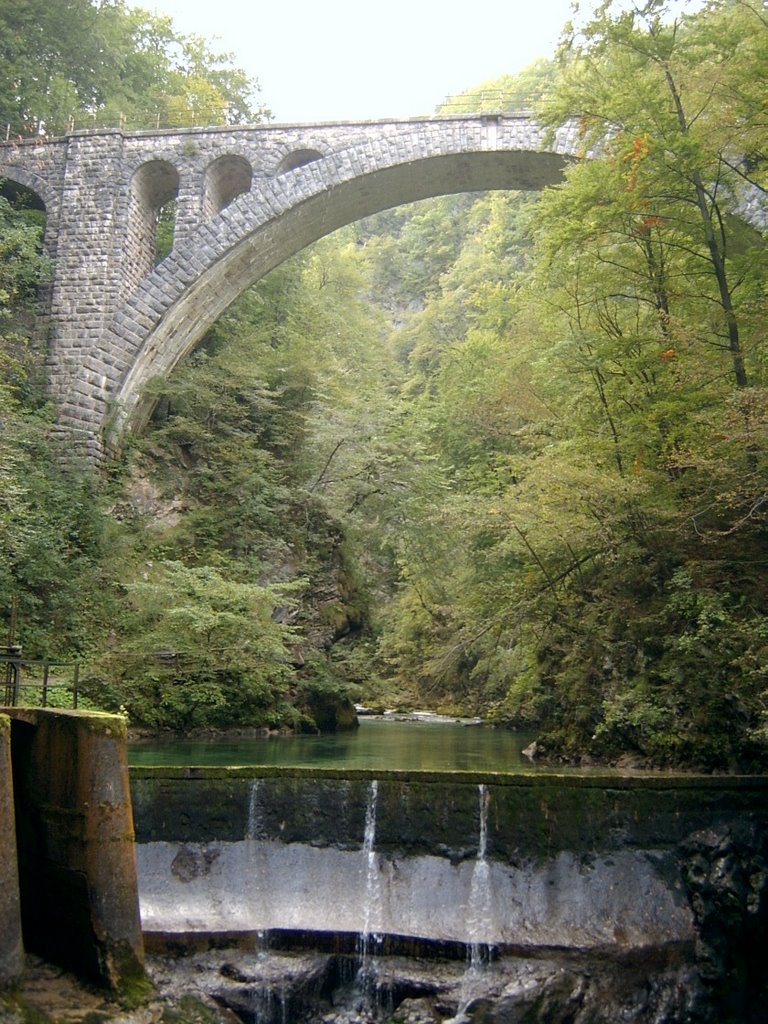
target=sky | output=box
[135,0,579,124]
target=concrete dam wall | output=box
[129,767,768,959]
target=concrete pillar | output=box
[0,714,23,988]
[5,708,146,996]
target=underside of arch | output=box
[0,163,56,214]
[277,149,325,174]
[0,176,46,211]
[204,155,253,217]
[109,147,568,443]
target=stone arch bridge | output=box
[0,115,582,462]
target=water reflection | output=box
[128,718,539,772]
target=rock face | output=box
[297,684,359,732]
[680,824,768,1024]
[130,947,722,1024]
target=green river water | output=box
[128,716,539,772]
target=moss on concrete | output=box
[129,766,768,860]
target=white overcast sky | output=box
[134,0,580,124]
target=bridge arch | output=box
[124,159,180,296]
[105,133,571,445]
[203,154,253,217]
[0,166,56,216]
[0,116,586,460]
[276,148,325,175]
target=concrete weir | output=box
[0,708,145,993]
[129,768,768,960]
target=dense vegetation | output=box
[1,0,766,768]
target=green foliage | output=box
[88,561,300,730]
[0,411,111,657]
[332,10,767,767]
[0,0,266,136]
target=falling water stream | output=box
[246,779,261,841]
[207,779,498,1023]
[351,780,391,1018]
[359,779,380,958]
[450,784,494,1021]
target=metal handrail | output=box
[1,651,81,709]
[2,95,540,143]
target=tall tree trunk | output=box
[663,66,749,388]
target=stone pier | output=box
[0,708,146,995]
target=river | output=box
[128,716,539,772]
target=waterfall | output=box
[249,981,289,1024]
[478,782,488,860]
[354,780,382,1009]
[360,779,380,952]
[452,784,494,1021]
[468,782,492,963]
[246,779,261,841]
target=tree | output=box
[91,561,301,730]
[542,0,766,390]
[0,0,265,136]
[478,0,768,766]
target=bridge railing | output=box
[2,106,273,143]
[2,95,540,144]
[437,91,538,114]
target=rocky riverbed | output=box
[0,942,739,1024]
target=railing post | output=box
[42,660,50,708]
[72,664,80,709]
[12,658,20,706]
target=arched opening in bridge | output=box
[277,148,324,175]
[0,177,49,373]
[0,178,46,214]
[126,159,180,296]
[204,154,253,217]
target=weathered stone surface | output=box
[137,839,693,952]
[129,768,768,1021]
[2,708,147,994]
[0,714,23,989]
[680,824,768,1023]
